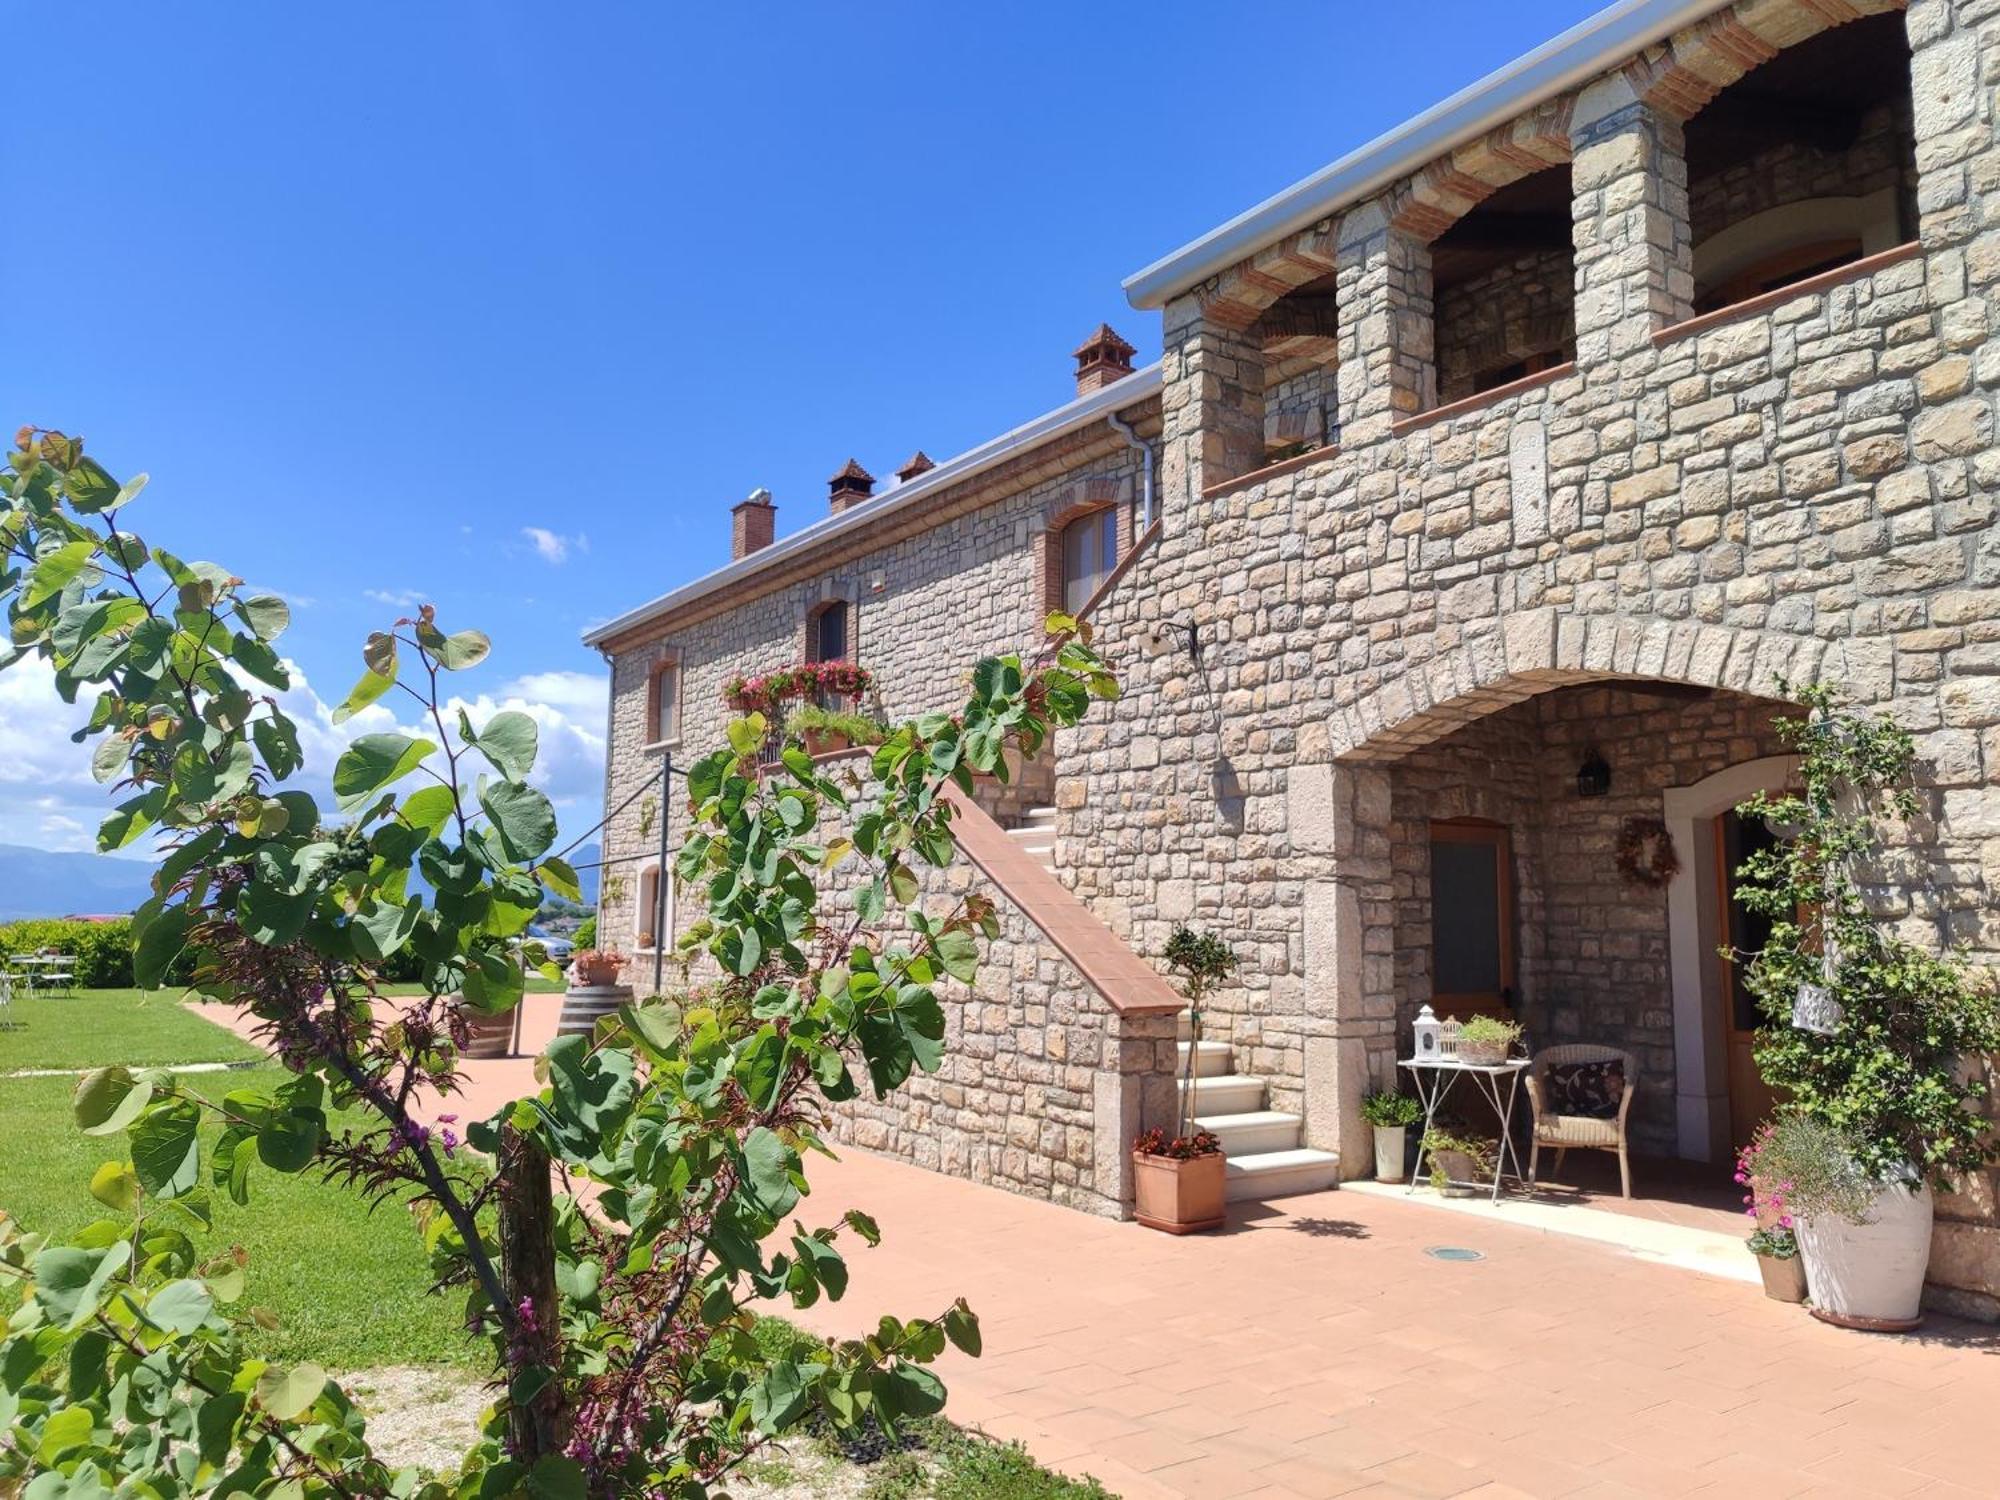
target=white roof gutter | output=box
[1122,0,1725,310]
[582,363,1163,648]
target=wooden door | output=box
[1715,810,1781,1148]
[1429,820,1516,1022]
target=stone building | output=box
[589,0,2000,1317]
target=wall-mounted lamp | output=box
[1576,749,1612,799]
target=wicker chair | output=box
[1525,1044,1637,1198]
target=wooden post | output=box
[497,1123,567,1458]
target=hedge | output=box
[0,918,191,990]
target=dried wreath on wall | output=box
[1615,815,1680,888]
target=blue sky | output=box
[2,0,1604,852]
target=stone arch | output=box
[1386,96,1575,241]
[1624,0,1908,122]
[1326,610,1827,762]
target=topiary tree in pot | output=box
[1731,683,2000,1329]
[1131,928,1236,1234]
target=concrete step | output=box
[1175,1073,1265,1116]
[1224,1147,1343,1202]
[1176,1039,1234,1078]
[1197,1109,1304,1157]
[1022,805,1058,826]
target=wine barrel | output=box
[558,983,632,1040]
[461,1007,515,1059]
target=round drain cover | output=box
[1425,1245,1485,1262]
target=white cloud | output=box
[0,657,609,857]
[521,527,588,565]
[363,588,427,609]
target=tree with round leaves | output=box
[0,428,1120,1497]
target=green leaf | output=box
[131,1099,202,1198]
[32,1242,130,1331]
[332,666,395,724]
[741,1125,799,1219]
[399,783,459,835]
[254,1363,327,1421]
[132,904,190,990]
[748,1360,809,1435]
[74,1066,153,1136]
[437,628,489,670]
[88,1161,139,1213]
[253,715,304,780]
[235,879,314,947]
[353,894,422,961]
[35,1404,95,1463]
[256,1112,322,1172]
[934,928,979,984]
[144,1278,215,1336]
[525,1455,588,1500]
[478,779,558,863]
[471,709,537,779]
[237,594,290,641]
[726,715,767,757]
[537,854,582,902]
[885,1363,947,1418]
[943,1302,981,1356]
[332,733,436,810]
[363,630,397,674]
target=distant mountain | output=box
[0,843,156,921]
[0,836,601,925]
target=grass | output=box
[0,988,264,1071]
[0,1061,488,1369]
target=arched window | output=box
[809,600,848,664]
[1059,508,1119,615]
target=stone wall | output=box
[1687,100,1917,250]
[1435,246,1578,402]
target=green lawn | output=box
[0,988,264,1071]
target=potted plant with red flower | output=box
[1132,927,1238,1234]
[1737,1121,1808,1304]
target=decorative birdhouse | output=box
[1412,1004,1442,1062]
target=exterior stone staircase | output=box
[1179,1023,1343,1202]
[1009,802,1339,1203]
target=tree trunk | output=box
[497,1123,568,1459]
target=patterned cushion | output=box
[1545,1060,1625,1119]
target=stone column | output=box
[1290,760,1397,1178]
[1335,201,1435,442]
[1159,291,1265,520]
[1570,75,1693,365]
[1093,1009,1181,1216]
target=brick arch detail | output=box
[1623,0,1908,122]
[1327,610,1823,762]
[1386,96,1576,242]
[1197,222,1341,332]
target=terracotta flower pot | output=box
[574,954,626,988]
[1431,1148,1480,1198]
[1755,1251,1809,1304]
[803,728,850,758]
[1132,1150,1226,1234]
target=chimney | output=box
[895,450,936,484]
[731,487,776,559]
[828,458,876,515]
[1073,323,1137,396]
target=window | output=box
[810,601,849,664]
[1060,508,1119,615]
[646,660,680,746]
[635,863,666,951]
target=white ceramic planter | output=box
[1373,1125,1407,1183]
[1797,1174,1933,1330]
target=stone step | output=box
[1197,1109,1304,1157]
[1176,1038,1234,1078]
[1175,1074,1265,1116]
[1224,1147,1343,1202]
[1005,823,1057,871]
[1022,805,1058,825]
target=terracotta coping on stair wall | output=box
[1651,240,1923,349]
[941,787,1186,1018]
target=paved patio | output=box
[192,992,2000,1497]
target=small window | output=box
[635,864,664,951]
[1060,508,1119,615]
[810,601,849,664]
[647,661,680,746]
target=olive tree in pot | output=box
[1132,928,1236,1233]
[1732,684,2000,1330]
[1362,1090,1421,1183]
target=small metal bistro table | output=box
[1398,1056,1531,1204]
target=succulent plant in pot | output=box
[1362,1090,1422,1183]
